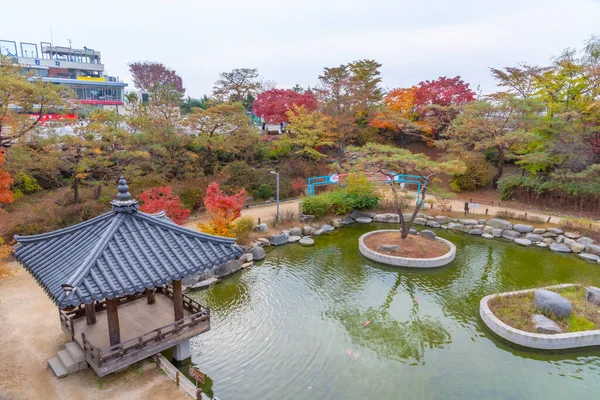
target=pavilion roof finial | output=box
[111,176,138,213]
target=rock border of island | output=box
[480,284,600,350]
[358,229,456,268]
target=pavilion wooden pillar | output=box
[145,288,156,304]
[106,297,121,346]
[85,301,97,325]
[173,280,184,321]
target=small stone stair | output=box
[48,341,88,378]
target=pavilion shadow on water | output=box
[14,177,243,377]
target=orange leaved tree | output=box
[139,186,191,225]
[198,183,246,237]
[0,149,14,208]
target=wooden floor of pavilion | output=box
[72,293,192,349]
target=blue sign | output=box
[55,61,60,67]
[34,59,40,65]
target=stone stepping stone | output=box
[579,253,600,263]
[299,238,315,246]
[532,314,562,334]
[355,217,373,224]
[514,238,532,246]
[321,224,335,232]
[482,233,494,239]
[287,235,302,243]
[550,243,572,253]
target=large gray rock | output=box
[289,227,302,236]
[483,226,494,235]
[426,221,441,228]
[270,232,289,246]
[564,232,581,239]
[299,237,314,247]
[513,224,534,233]
[341,217,354,226]
[532,314,562,334]
[378,244,401,252]
[313,229,324,236]
[536,242,548,248]
[492,228,503,238]
[257,238,270,246]
[542,238,554,244]
[355,217,373,224]
[473,224,485,230]
[409,228,418,235]
[435,216,453,224]
[302,226,314,235]
[585,287,600,306]
[487,219,513,230]
[255,223,268,233]
[542,232,558,238]
[460,225,472,233]
[482,233,494,239]
[556,235,566,244]
[546,227,564,235]
[533,228,546,234]
[420,230,437,240]
[550,243,572,253]
[579,253,600,263]
[478,219,487,225]
[468,229,482,235]
[525,233,543,243]
[414,218,428,226]
[534,289,572,318]
[577,237,595,245]
[585,244,600,256]
[570,243,586,253]
[502,230,521,240]
[250,246,266,261]
[182,273,203,286]
[288,235,301,243]
[563,238,576,247]
[459,219,478,226]
[214,259,243,278]
[514,238,532,246]
[448,222,463,231]
[350,210,376,219]
[373,213,400,223]
[321,224,335,232]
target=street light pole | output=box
[270,171,280,223]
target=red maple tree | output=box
[253,89,317,123]
[198,183,246,237]
[139,186,191,225]
[0,149,14,207]
[412,76,475,110]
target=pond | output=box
[186,223,600,399]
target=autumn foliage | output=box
[0,149,14,207]
[198,183,247,237]
[139,186,191,225]
[253,89,317,123]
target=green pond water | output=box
[186,223,600,399]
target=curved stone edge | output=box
[358,230,456,268]
[480,283,600,350]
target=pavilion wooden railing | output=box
[61,285,210,370]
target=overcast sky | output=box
[3,0,599,97]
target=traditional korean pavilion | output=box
[14,177,243,377]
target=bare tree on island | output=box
[351,143,464,239]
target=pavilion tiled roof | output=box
[14,177,244,309]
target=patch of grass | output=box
[488,285,600,334]
[96,379,105,390]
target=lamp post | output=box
[270,170,280,223]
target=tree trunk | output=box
[72,177,80,204]
[492,146,504,189]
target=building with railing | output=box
[1,39,127,111]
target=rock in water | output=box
[570,243,585,253]
[287,235,301,243]
[491,229,503,238]
[321,224,335,232]
[585,244,600,256]
[525,233,543,243]
[448,222,463,231]
[373,213,400,223]
[350,210,375,220]
[550,243,572,253]
[502,230,521,240]
[468,229,482,235]
[482,233,494,239]
[270,233,289,246]
[341,217,354,226]
[299,238,315,247]
[377,244,401,252]
[579,253,600,263]
[250,246,266,261]
[513,224,534,233]
[214,259,243,278]
[420,230,437,240]
[302,226,314,235]
[531,314,562,334]
[289,227,302,236]
[487,219,513,230]
[514,238,532,246]
[534,289,573,318]
[355,217,373,224]
[585,287,600,306]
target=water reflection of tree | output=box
[329,274,451,364]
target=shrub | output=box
[301,187,380,218]
[451,160,490,192]
[198,183,246,237]
[12,172,42,194]
[291,177,306,196]
[256,184,273,199]
[232,216,254,245]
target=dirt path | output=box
[0,264,188,400]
